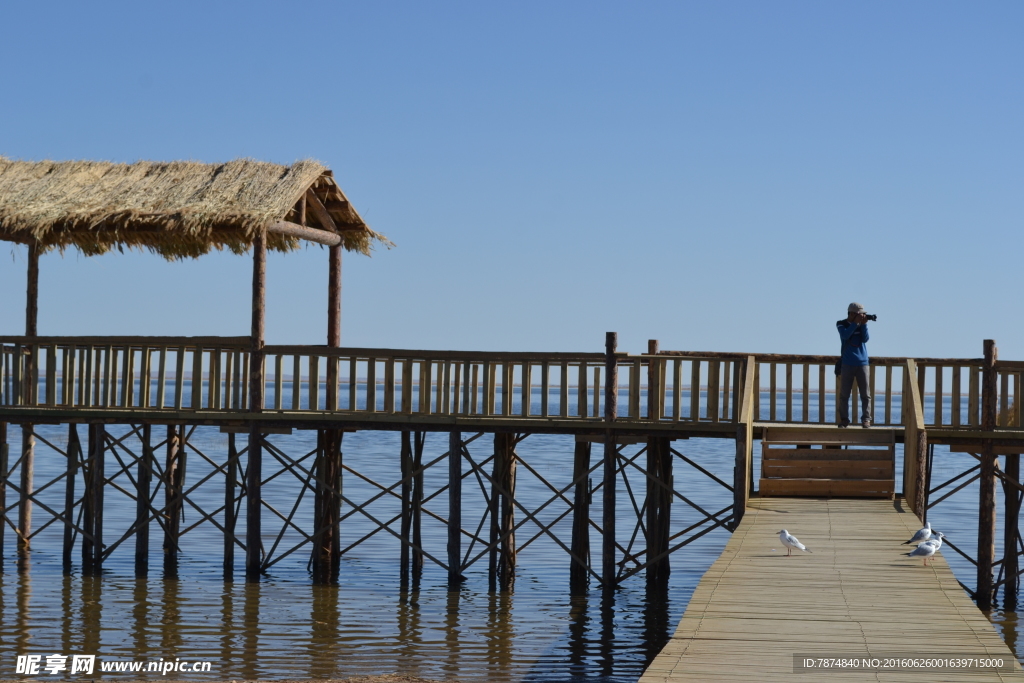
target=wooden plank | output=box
[768,362,776,421]
[578,362,588,418]
[593,366,601,419]
[210,348,221,410]
[1000,370,1010,427]
[762,461,894,479]
[707,360,719,422]
[521,363,531,417]
[934,364,944,426]
[364,357,373,413]
[763,427,895,445]
[722,360,731,421]
[141,347,152,408]
[758,478,894,497]
[451,361,461,414]
[401,360,413,414]
[969,364,980,426]
[441,361,451,415]
[273,354,283,410]
[191,347,203,409]
[292,355,302,411]
[502,361,512,417]
[764,448,894,461]
[784,363,792,422]
[348,357,357,411]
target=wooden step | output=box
[759,477,894,498]
[762,447,890,461]
[762,459,893,480]
[762,426,895,446]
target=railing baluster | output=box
[156,347,167,409]
[951,365,961,427]
[722,360,731,421]
[141,347,152,408]
[672,359,681,422]
[45,344,56,406]
[540,362,549,416]
[690,360,701,421]
[558,361,568,418]
[401,360,413,414]
[385,358,396,413]
[578,362,587,418]
[708,360,720,423]
[969,364,980,426]
[594,365,602,418]
[1000,370,1010,428]
[451,361,461,414]
[292,355,302,411]
[522,363,531,417]
[348,357,357,411]
[364,357,374,413]
[783,363,791,422]
[630,358,642,419]
[934,365,944,427]
[818,364,826,424]
[768,362,776,421]
[801,364,809,423]
[884,364,893,425]
[470,363,479,415]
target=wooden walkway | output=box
[641,498,1024,682]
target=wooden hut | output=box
[0,156,389,580]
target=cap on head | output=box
[848,302,865,314]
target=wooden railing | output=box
[1,337,1019,430]
[0,337,250,411]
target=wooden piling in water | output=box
[163,425,185,573]
[82,424,104,574]
[490,432,517,590]
[448,430,462,585]
[412,432,424,577]
[400,431,413,585]
[1004,450,1020,608]
[224,433,238,581]
[978,339,998,609]
[246,229,266,582]
[134,424,153,576]
[646,436,672,583]
[63,424,80,573]
[603,332,618,588]
[19,243,38,570]
[569,440,592,594]
[312,429,342,584]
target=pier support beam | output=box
[1003,451,1020,609]
[163,426,185,575]
[489,432,517,591]
[447,430,462,586]
[246,228,266,582]
[570,440,592,594]
[63,424,81,573]
[978,339,997,610]
[82,424,104,574]
[603,332,618,589]
[312,429,343,584]
[400,431,425,586]
[134,425,153,577]
[224,433,238,581]
[18,242,38,570]
[646,436,672,584]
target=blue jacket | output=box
[836,319,869,366]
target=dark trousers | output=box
[838,364,871,426]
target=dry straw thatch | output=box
[0,157,391,259]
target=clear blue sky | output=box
[1,2,1020,359]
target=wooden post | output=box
[134,424,153,576]
[312,429,343,584]
[246,230,266,582]
[646,436,672,583]
[63,424,80,573]
[0,422,6,572]
[978,339,998,609]
[82,424,104,574]
[224,433,238,581]
[400,431,413,586]
[448,430,462,585]
[328,244,342,348]
[1004,451,1020,609]
[163,425,185,575]
[647,340,660,420]
[490,433,517,591]
[603,332,618,589]
[734,357,756,525]
[412,432,424,578]
[19,243,39,569]
[569,440,592,594]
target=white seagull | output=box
[907,540,938,566]
[778,529,812,556]
[922,531,945,549]
[902,522,932,545]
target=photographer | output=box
[836,303,873,428]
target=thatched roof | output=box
[0,157,391,259]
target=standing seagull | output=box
[902,522,932,545]
[778,530,812,556]
[907,540,938,566]
[922,531,945,551]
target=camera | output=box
[864,314,878,321]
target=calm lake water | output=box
[0,392,1020,681]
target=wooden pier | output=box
[640,497,1024,682]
